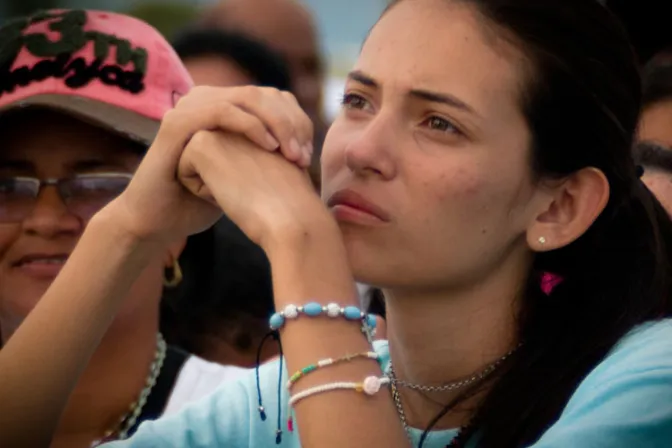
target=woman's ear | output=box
[527,167,610,252]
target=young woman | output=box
[0,9,245,448]
[2,0,672,447]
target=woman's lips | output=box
[327,189,391,225]
[13,254,69,279]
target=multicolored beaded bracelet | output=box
[287,351,380,389]
[256,303,378,444]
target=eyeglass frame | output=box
[0,172,133,224]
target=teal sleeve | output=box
[103,358,299,448]
[532,320,672,448]
[102,377,253,448]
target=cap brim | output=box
[0,94,160,146]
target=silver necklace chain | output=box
[387,345,520,442]
[390,346,519,393]
[389,373,414,443]
[90,333,167,447]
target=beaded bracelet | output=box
[269,302,377,330]
[288,375,391,407]
[270,302,377,344]
[287,351,380,389]
[256,303,378,444]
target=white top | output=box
[162,355,248,416]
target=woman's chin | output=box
[350,265,394,290]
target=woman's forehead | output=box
[358,0,525,117]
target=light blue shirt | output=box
[106,319,672,447]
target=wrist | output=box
[88,204,166,258]
[262,210,359,308]
[262,208,339,260]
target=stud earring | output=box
[538,236,547,245]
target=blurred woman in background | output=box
[0,10,245,448]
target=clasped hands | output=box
[104,86,327,254]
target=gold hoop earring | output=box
[163,259,183,288]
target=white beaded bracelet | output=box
[288,375,390,407]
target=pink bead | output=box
[362,376,381,395]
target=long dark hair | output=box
[385,0,672,446]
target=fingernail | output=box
[302,144,313,167]
[266,133,279,150]
[303,142,314,158]
[290,138,302,159]
[302,151,312,168]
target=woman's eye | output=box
[424,116,459,134]
[341,93,370,111]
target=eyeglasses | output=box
[0,173,133,223]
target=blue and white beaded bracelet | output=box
[269,302,377,341]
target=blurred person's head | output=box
[639,59,672,147]
[171,28,291,90]
[199,0,323,123]
[636,58,672,214]
[0,9,192,343]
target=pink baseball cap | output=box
[0,9,193,145]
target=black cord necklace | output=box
[389,345,521,447]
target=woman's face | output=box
[321,0,543,290]
[0,110,170,341]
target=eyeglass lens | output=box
[0,175,131,223]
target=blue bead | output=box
[303,302,323,316]
[269,313,285,330]
[366,314,377,329]
[344,306,362,320]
